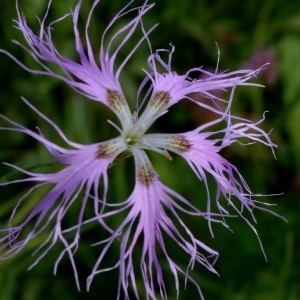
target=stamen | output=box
[164,148,173,161]
[132,111,138,122]
[125,137,132,143]
[107,119,122,133]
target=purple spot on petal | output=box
[137,163,155,186]
[168,135,192,153]
[150,91,171,112]
[107,89,126,113]
[95,141,118,159]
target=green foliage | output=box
[0,0,300,299]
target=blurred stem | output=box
[254,0,276,45]
[280,230,294,288]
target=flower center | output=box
[125,134,139,146]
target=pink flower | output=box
[0,1,282,299]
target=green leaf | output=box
[277,35,300,104]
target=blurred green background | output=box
[0,0,299,299]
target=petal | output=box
[88,149,218,299]
[135,45,267,128]
[1,1,153,130]
[0,104,127,290]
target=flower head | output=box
[0,1,282,299]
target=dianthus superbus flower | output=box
[0,1,282,299]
